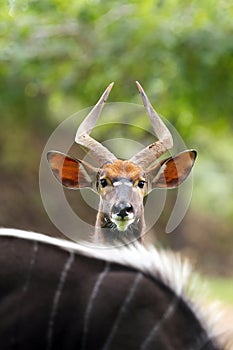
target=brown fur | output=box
[102,160,144,182]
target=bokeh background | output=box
[1,0,233,317]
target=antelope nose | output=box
[112,202,134,219]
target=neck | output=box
[94,212,145,245]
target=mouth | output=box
[111,213,135,231]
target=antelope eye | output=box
[137,180,145,189]
[100,178,108,188]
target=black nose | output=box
[112,202,134,219]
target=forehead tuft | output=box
[102,160,144,181]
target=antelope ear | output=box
[47,151,98,189]
[148,150,197,189]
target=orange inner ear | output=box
[153,151,196,188]
[61,157,80,187]
[162,158,180,186]
[49,153,80,188]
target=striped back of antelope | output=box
[0,229,225,350]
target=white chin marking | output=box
[111,215,135,232]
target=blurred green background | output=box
[0,0,232,291]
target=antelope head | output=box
[47,82,196,243]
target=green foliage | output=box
[206,278,233,305]
[1,0,232,123]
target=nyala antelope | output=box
[0,229,228,349]
[0,84,229,349]
[47,82,197,244]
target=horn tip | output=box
[135,81,148,105]
[135,81,145,95]
[108,81,115,90]
[102,82,114,102]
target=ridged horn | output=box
[130,81,173,168]
[75,82,117,165]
